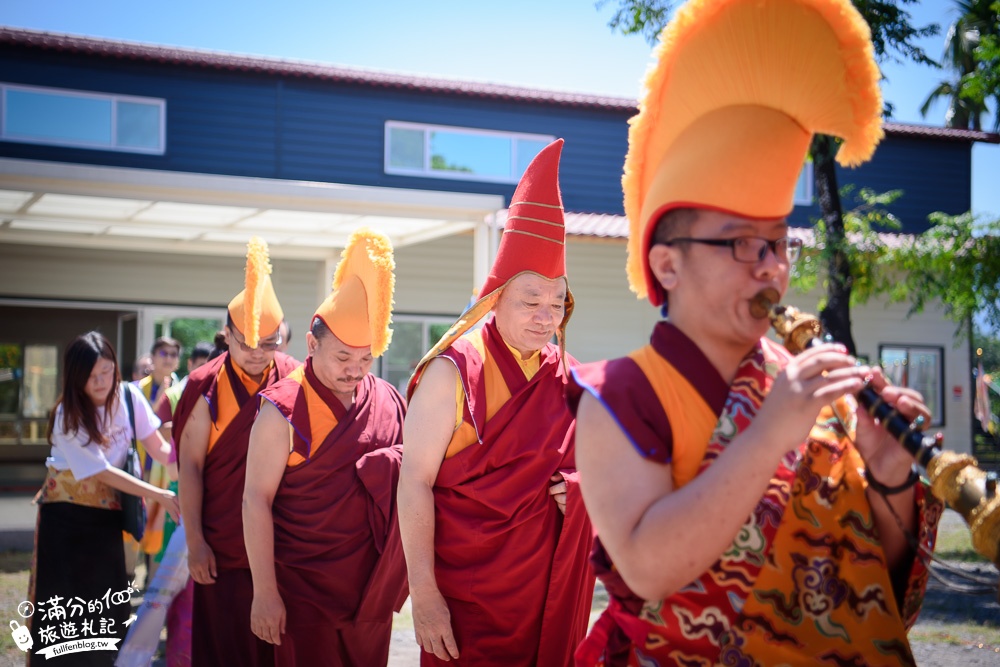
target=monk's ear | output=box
[305,331,319,357]
[648,244,679,294]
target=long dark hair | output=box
[47,332,121,447]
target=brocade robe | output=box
[568,322,942,667]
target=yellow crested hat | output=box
[228,237,283,347]
[625,0,884,305]
[313,228,395,357]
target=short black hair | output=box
[190,341,214,362]
[209,330,227,361]
[310,316,330,341]
[651,207,700,246]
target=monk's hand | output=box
[250,588,286,646]
[412,587,459,661]
[752,343,869,457]
[855,367,928,487]
[187,537,217,585]
[549,473,567,515]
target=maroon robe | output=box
[171,351,299,667]
[259,359,408,667]
[414,319,595,666]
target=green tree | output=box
[790,186,904,307]
[598,0,939,354]
[920,0,1000,131]
[163,318,222,375]
[888,212,1000,333]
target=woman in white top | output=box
[29,331,180,667]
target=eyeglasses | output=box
[228,327,282,353]
[156,349,179,359]
[663,236,803,264]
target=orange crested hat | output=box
[625,0,884,305]
[406,139,574,396]
[228,237,283,348]
[313,228,395,357]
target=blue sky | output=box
[2,0,997,219]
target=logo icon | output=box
[10,620,33,651]
[17,601,34,618]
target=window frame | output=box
[377,313,459,393]
[1,82,166,155]
[384,121,555,184]
[0,341,59,446]
[878,343,945,427]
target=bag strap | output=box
[121,381,138,450]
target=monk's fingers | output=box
[552,492,567,514]
[208,551,218,578]
[250,617,267,643]
[550,473,563,483]
[548,482,567,495]
[265,617,282,645]
[427,635,450,661]
[877,388,931,424]
[442,628,460,659]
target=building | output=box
[1,27,996,486]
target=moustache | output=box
[337,376,364,384]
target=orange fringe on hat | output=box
[623,0,885,300]
[244,236,272,349]
[330,228,395,357]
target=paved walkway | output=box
[0,493,37,551]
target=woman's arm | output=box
[140,429,178,480]
[93,467,180,521]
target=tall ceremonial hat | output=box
[625,0,885,306]
[406,138,573,397]
[312,227,395,357]
[228,236,284,348]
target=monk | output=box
[570,1,942,664]
[398,139,594,666]
[174,237,299,667]
[244,229,409,667]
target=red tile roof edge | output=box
[551,212,915,247]
[3,27,998,142]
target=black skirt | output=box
[29,502,130,667]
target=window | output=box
[879,345,944,426]
[793,159,813,206]
[379,315,455,394]
[153,316,225,372]
[0,343,59,445]
[385,122,554,184]
[1,83,165,154]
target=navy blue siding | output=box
[0,45,973,228]
[789,136,972,233]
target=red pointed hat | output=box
[479,138,566,298]
[407,138,574,400]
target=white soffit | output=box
[0,158,504,259]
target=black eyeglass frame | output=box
[227,326,283,353]
[661,236,803,264]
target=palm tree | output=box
[921,0,997,130]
